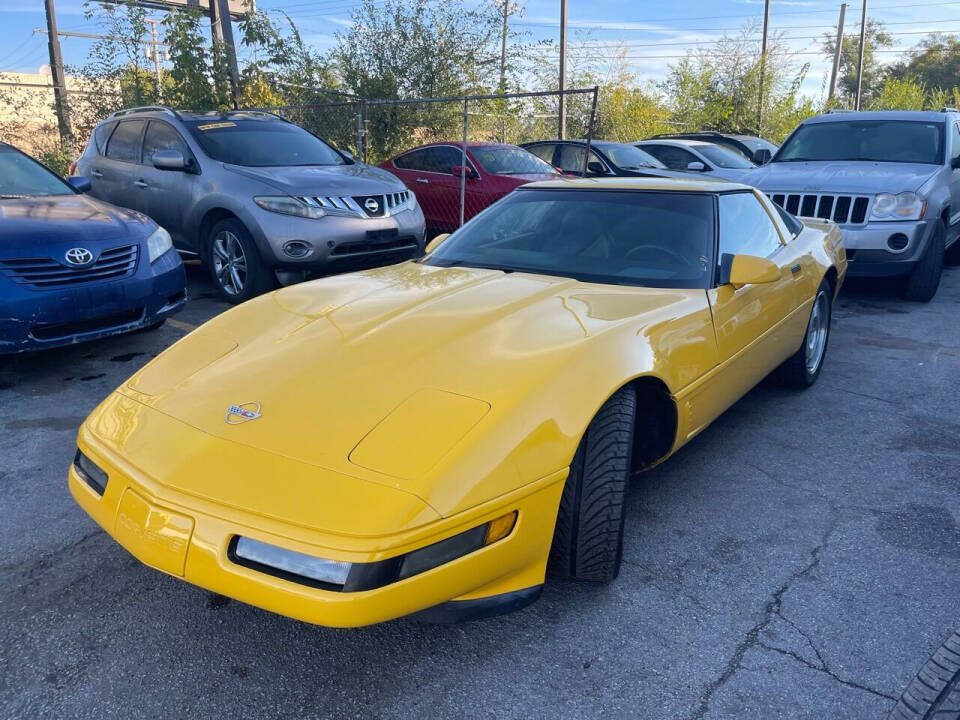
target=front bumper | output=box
[840,219,932,277]
[69,427,564,628]
[248,204,427,272]
[0,249,186,354]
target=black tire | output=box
[945,230,960,266]
[889,629,960,720]
[776,279,832,388]
[904,220,945,302]
[205,218,274,304]
[137,318,165,333]
[548,384,636,583]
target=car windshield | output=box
[600,143,666,169]
[695,144,755,168]
[775,119,945,164]
[471,146,558,175]
[424,189,714,289]
[0,146,74,197]
[185,118,346,167]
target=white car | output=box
[635,138,757,181]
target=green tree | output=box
[821,20,893,107]
[868,77,928,110]
[888,34,960,97]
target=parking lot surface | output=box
[1,261,958,719]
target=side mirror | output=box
[425,232,451,254]
[341,149,354,161]
[951,156,960,170]
[686,161,707,172]
[587,161,606,175]
[752,148,772,165]
[450,165,477,179]
[152,149,187,171]
[68,176,92,193]
[719,253,780,287]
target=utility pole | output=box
[498,0,509,93]
[828,3,847,102]
[209,0,240,108]
[145,18,164,103]
[855,0,867,110]
[558,0,567,139]
[43,0,72,145]
[758,0,770,135]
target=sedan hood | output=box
[0,194,149,254]
[743,160,939,194]
[121,263,695,513]
[223,162,407,196]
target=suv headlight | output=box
[146,226,173,263]
[870,191,925,221]
[254,196,326,220]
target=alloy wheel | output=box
[805,290,829,374]
[212,230,247,297]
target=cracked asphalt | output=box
[1,261,958,719]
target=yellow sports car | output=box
[70,178,846,627]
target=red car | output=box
[380,142,563,234]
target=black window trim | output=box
[104,118,148,165]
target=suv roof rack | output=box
[826,108,856,114]
[108,106,182,120]
[651,131,727,139]
[941,106,959,113]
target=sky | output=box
[3,0,960,101]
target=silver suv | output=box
[74,107,427,302]
[744,110,960,301]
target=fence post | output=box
[356,100,364,159]
[459,96,468,228]
[582,86,599,176]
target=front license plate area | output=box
[365,228,400,244]
[115,489,194,577]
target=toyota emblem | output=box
[64,247,94,266]
[364,197,380,213]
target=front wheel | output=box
[548,384,636,583]
[776,279,832,388]
[903,220,944,302]
[206,218,274,304]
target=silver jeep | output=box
[75,108,426,302]
[744,110,960,301]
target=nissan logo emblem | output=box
[64,248,94,266]
[364,197,380,213]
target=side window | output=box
[394,149,427,171]
[526,144,555,164]
[92,121,116,155]
[718,192,784,259]
[423,146,464,174]
[643,144,695,170]
[142,121,189,166]
[773,202,804,238]
[951,122,960,162]
[105,120,145,163]
[557,144,586,173]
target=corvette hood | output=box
[743,160,938,194]
[120,262,693,510]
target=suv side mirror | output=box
[68,176,92,193]
[719,253,780,287]
[152,149,187,171]
[752,148,773,165]
[340,149,354,161]
[687,161,707,172]
[425,233,451,253]
[587,161,606,175]
[951,156,960,170]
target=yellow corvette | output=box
[70,178,846,627]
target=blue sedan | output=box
[0,142,186,354]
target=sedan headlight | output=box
[870,191,925,221]
[254,195,326,220]
[146,226,173,263]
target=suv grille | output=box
[300,191,411,218]
[0,245,139,289]
[767,193,871,225]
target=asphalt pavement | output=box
[1,260,958,720]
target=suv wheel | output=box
[206,218,274,304]
[903,219,944,302]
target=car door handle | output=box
[133,180,148,188]
[415,178,429,184]
[90,170,103,178]
[791,264,802,274]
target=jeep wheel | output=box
[903,220,944,302]
[206,219,274,304]
[548,384,636,583]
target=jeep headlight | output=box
[254,195,326,220]
[870,192,925,221]
[146,226,173,262]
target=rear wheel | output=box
[903,220,944,302]
[776,279,832,388]
[889,628,960,720]
[548,384,636,583]
[206,218,273,304]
